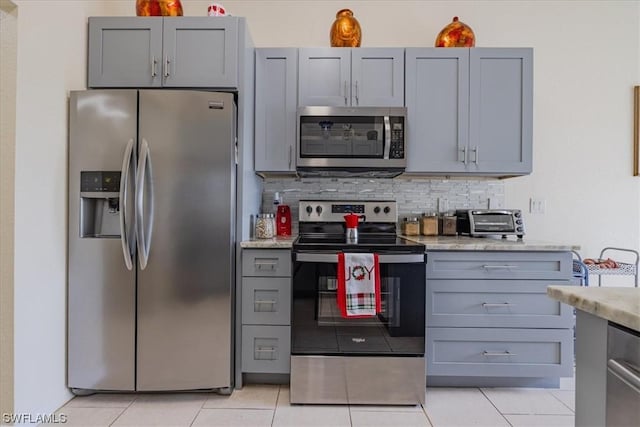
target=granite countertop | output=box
[401,235,579,251]
[240,236,296,248]
[240,234,577,251]
[547,286,640,331]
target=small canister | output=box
[255,213,275,239]
[402,217,420,236]
[439,212,457,236]
[420,213,438,236]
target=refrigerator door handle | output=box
[136,139,154,270]
[119,138,135,270]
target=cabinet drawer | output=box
[242,325,290,374]
[427,280,574,328]
[242,277,291,325]
[427,328,573,377]
[242,249,291,277]
[426,251,572,280]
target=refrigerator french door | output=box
[68,90,236,392]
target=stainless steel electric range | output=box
[290,200,426,405]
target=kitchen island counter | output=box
[547,285,640,332]
[547,285,640,426]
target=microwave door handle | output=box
[383,116,391,159]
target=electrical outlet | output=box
[529,198,546,214]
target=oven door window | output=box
[299,116,384,158]
[291,260,425,356]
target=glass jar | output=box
[255,213,275,239]
[439,212,457,236]
[402,217,420,236]
[420,213,438,236]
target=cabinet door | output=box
[405,48,469,173]
[88,17,163,88]
[298,48,350,106]
[255,48,298,172]
[162,17,238,88]
[351,48,404,107]
[469,48,533,174]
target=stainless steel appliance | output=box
[68,90,236,393]
[291,200,426,405]
[296,106,407,177]
[606,323,640,426]
[456,209,525,239]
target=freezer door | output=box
[68,90,137,391]
[136,90,236,390]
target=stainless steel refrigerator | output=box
[68,90,236,393]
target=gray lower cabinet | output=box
[426,251,575,384]
[405,48,532,176]
[88,17,240,88]
[298,48,404,107]
[254,48,298,172]
[241,249,291,376]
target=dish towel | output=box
[337,253,381,318]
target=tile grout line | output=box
[548,390,575,414]
[271,385,280,427]
[421,402,435,427]
[478,387,515,427]
[107,393,139,427]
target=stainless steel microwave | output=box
[296,106,407,177]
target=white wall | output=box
[10,0,639,416]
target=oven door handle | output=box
[295,252,424,264]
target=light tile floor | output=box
[47,377,576,427]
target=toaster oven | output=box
[456,209,525,239]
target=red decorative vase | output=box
[435,16,475,47]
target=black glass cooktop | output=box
[294,234,425,253]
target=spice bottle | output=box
[439,212,457,236]
[402,217,420,236]
[420,213,438,236]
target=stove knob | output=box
[316,206,323,215]
[514,211,521,218]
[373,206,381,214]
[306,206,313,215]
[516,219,523,225]
[517,226,524,232]
[383,206,391,214]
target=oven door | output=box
[291,251,425,357]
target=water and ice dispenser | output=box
[79,171,121,238]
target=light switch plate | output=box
[530,198,546,214]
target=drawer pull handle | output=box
[482,265,518,270]
[254,300,277,305]
[482,302,516,308]
[483,351,516,357]
[254,258,278,271]
[255,347,276,353]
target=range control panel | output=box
[299,200,397,223]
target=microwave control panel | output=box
[389,119,404,159]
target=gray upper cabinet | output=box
[254,48,298,172]
[350,48,404,107]
[88,17,163,88]
[405,48,469,173]
[298,48,350,106]
[405,47,533,176]
[298,48,404,107]
[88,17,239,88]
[468,48,533,174]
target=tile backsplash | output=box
[260,177,504,234]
